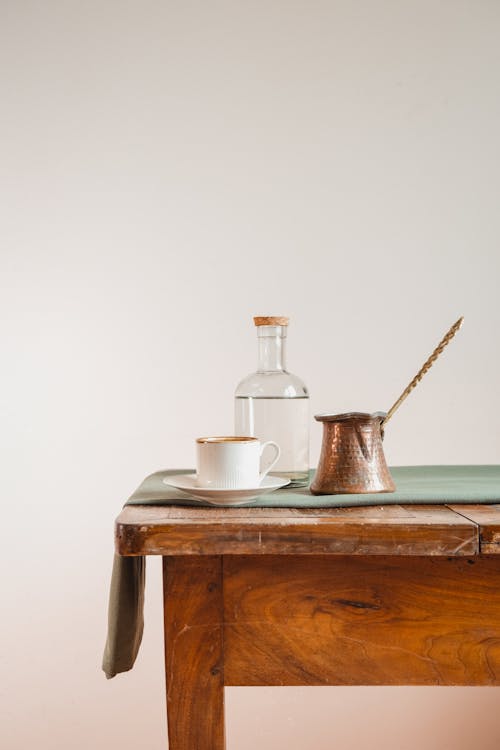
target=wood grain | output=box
[223,555,500,686]
[448,504,500,554]
[163,556,225,749]
[116,504,478,556]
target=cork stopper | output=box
[253,316,289,327]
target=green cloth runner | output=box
[124,465,500,507]
[103,465,500,678]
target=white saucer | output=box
[162,474,290,505]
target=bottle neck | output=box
[257,326,287,372]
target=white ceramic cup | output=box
[195,436,280,488]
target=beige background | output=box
[2,1,500,747]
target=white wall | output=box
[2,1,500,748]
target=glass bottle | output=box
[234,316,309,487]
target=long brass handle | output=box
[380,316,464,432]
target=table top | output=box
[115,503,500,557]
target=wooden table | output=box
[115,502,500,749]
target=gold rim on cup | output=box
[196,436,258,444]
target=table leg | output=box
[162,556,225,749]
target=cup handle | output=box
[259,441,280,483]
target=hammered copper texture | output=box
[310,412,396,495]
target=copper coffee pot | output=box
[311,317,464,495]
[310,411,395,494]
